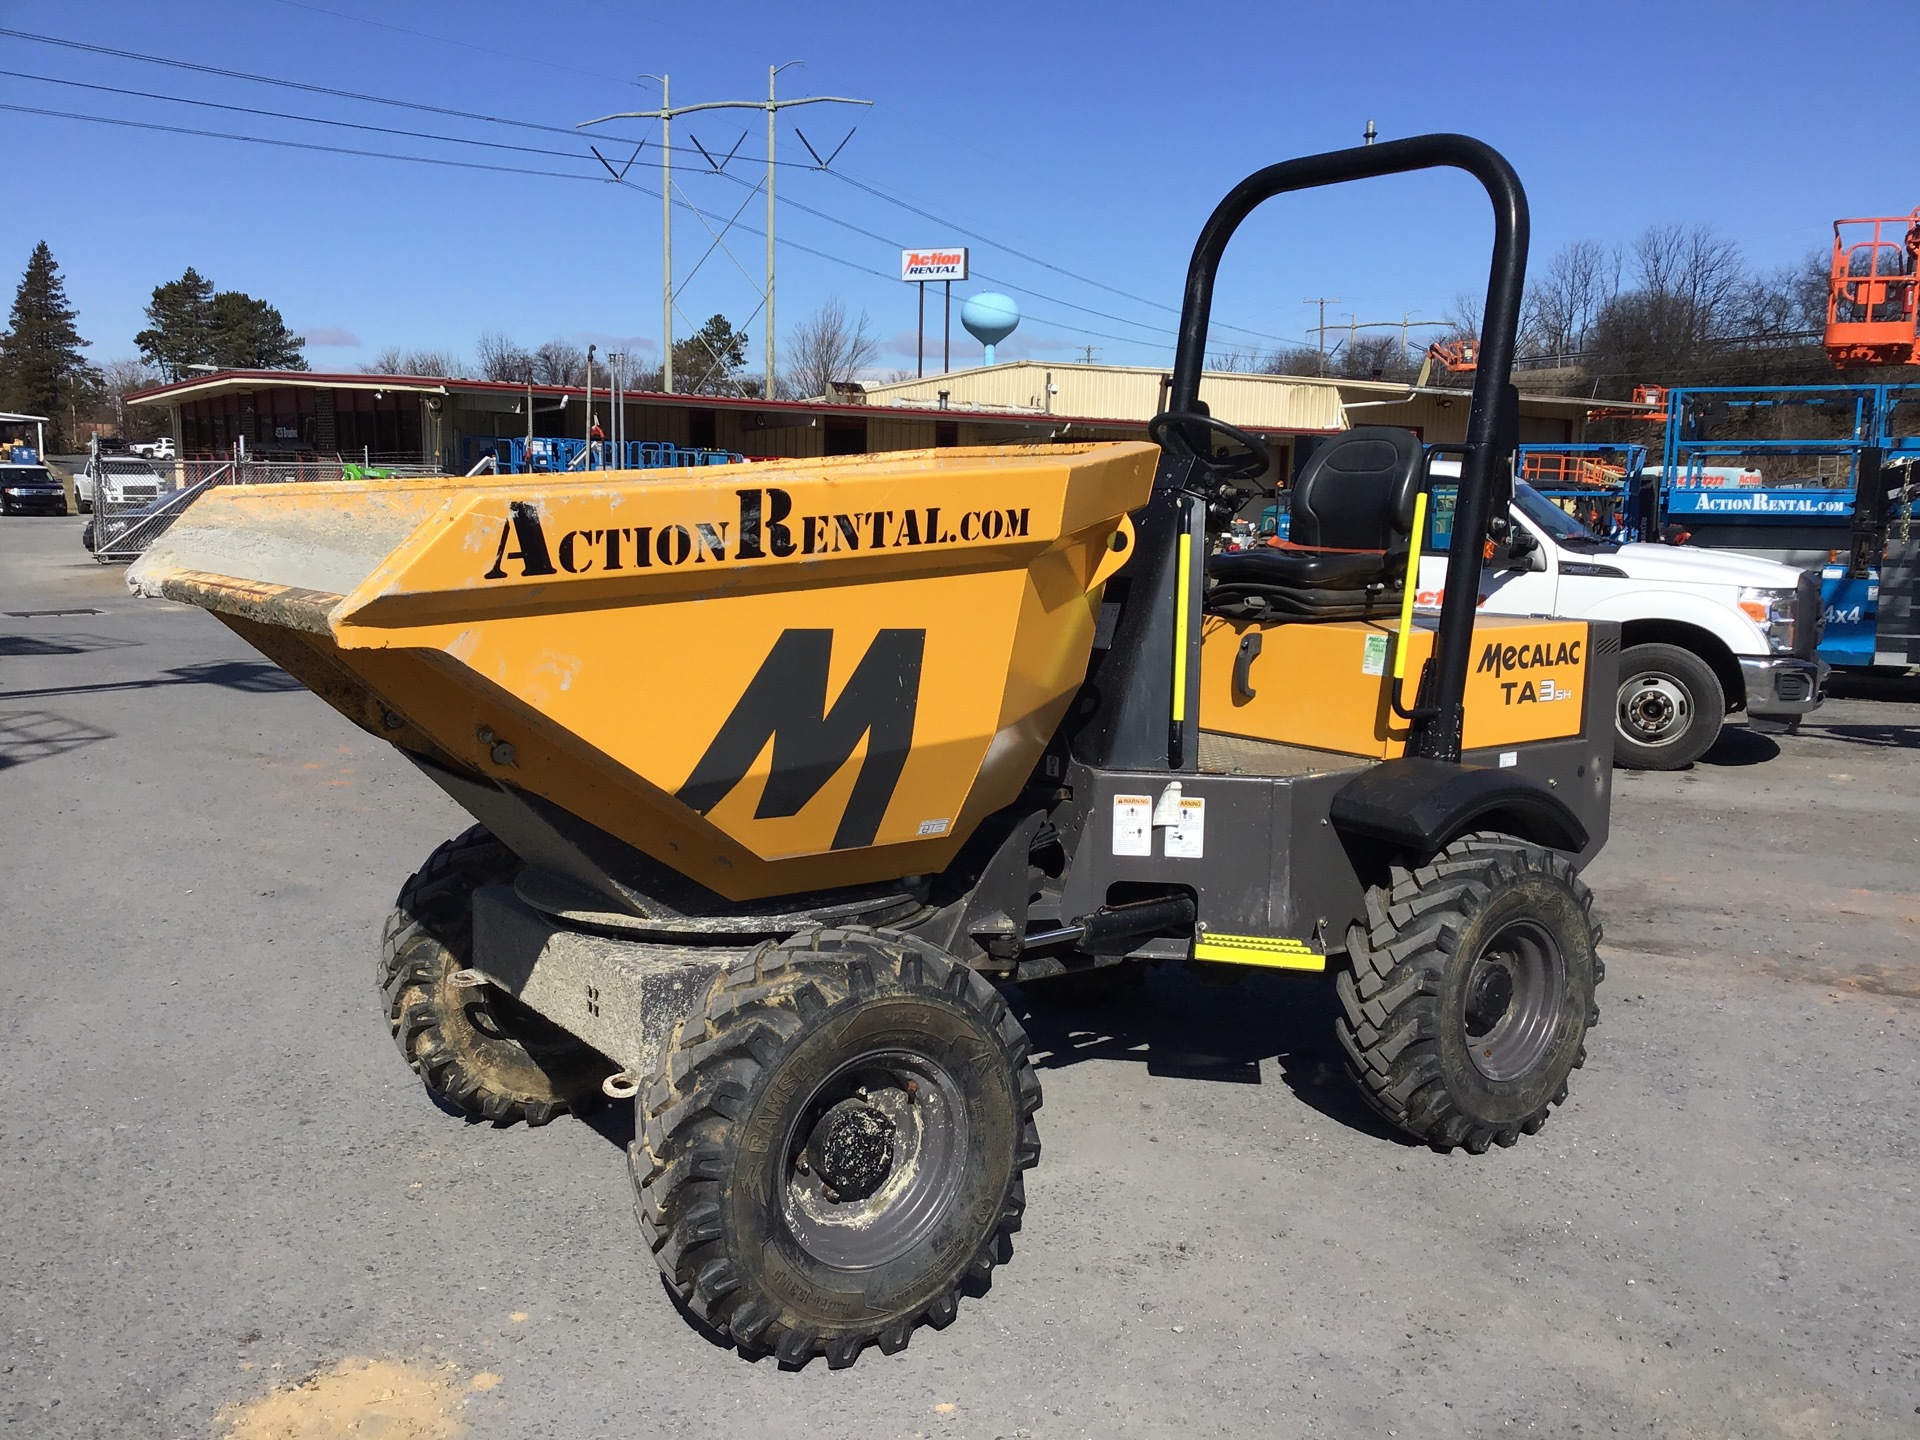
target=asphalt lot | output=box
[4,512,1917,1439]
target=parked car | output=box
[74,454,166,514]
[0,463,68,515]
[1418,465,1826,768]
[129,436,175,461]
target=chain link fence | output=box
[87,456,441,564]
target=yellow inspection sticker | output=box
[1191,932,1326,971]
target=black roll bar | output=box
[1167,133,1529,762]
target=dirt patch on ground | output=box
[216,1357,488,1439]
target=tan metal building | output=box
[127,362,1633,478]
[861,360,1616,448]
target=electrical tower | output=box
[580,68,870,396]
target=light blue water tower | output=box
[961,292,1020,365]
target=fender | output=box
[1329,756,1588,855]
[1575,587,1765,658]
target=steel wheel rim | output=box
[778,1048,968,1270]
[1617,670,1691,746]
[1462,918,1565,1082]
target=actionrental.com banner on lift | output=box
[1666,489,1854,519]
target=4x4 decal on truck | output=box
[675,628,926,850]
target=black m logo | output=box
[674,628,926,851]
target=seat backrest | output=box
[1288,426,1423,550]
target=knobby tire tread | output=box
[379,825,604,1127]
[1335,833,1603,1153]
[634,927,1041,1369]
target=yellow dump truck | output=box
[132,135,1613,1369]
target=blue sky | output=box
[0,0,1903,378]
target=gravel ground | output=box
[3,513,1916,1438]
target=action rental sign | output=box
[901,247,968,282]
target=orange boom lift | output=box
[1825,211,1920,369]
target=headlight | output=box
[1738,586,1797,654]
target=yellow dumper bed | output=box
[130,444,1157,900]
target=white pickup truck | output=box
[1418,474,1827,768]
[129,436,175,461]
[74,453,167,515]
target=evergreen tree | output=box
[0,242,96,450]
[208,290,306,370]
[136,268,308,376]
[673,314,749,394]
[135,267,216,379]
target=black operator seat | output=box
[1205,426,1423,617]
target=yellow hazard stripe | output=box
[1172,530,1192,723]
[1393,489,1428,681]
[1191,932,1326,971]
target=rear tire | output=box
[379,826,612,1125]
[1614,642,1724,769]
[1335,835,1602,1153]
[636,928,1041,1368]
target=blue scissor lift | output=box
[1637,384,1920,668]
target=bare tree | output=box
[1338,332,1419,382]
[784,298,879,400]
[1582,224,1751,393]
[477,331,535,383]
[1523,239,1621,360]
[364,346,464,377]
[88,356,167,440]
[532,339,587,386]
[1633,223,1746,348]
[1444,290,1485,340]
[1256,345,1333,378]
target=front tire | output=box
[636,928,1041,1368]
[379,826,612,1125]
[1614,642,1725,769]
[1335,835,1602,1153]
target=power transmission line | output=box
[0,68,609,163]
[0,101,602,182]
[0,100,1175,354]
[261,0,632,85]
[821,169,1308,348]
[0,27,1293,351]
[0,64,1187,348]
[0,27,656,147]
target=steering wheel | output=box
[1148,410,1274,483]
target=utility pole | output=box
[580,69,869,402]
[1303,297,1341,375]
[581,75,676,391]
[1077,345,1101,365]
[1395,312,1449,370]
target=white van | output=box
[1418,467,1826,768]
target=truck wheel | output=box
[1335,834,1602,1153]
[636,928,1041,1368]
[379,826,612,1126]
[1614,642,1724,769]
